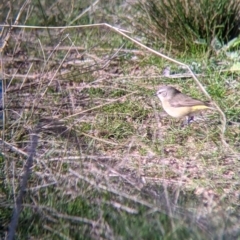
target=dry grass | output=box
[1,1,240,239]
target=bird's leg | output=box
[181,115,194,127]
[187,115,194,124]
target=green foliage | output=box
[135,0,240,53]
[207,83,226,98]
[25,0,94,26]
[88,87,106,97]
[12,190,207,239]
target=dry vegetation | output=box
[0,0,240,239]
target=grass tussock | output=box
[135,0,240,53]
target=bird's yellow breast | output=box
[161,100,209,118]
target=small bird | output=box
[156,85,213,123]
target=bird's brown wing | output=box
[169,93,210,107]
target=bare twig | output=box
[69,168,154,208]
[7,132,38,240]
[68,0,100,27]
[0,0,30,53]
[0,138,28,157]
[62,91,137,120]
[81,132,119,146]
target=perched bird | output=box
[156,85,213,123]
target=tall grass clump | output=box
[135,0,240,53]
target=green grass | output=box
[135,0,240,53]
[1,0,240,239]
[5,188,209,239]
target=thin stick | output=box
[62,91,137,120]
[0,0,30,53]
[67,0,100,27]
[81,132,119,146]
[7,133,38,240]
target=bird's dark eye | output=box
[158,91,167,97]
